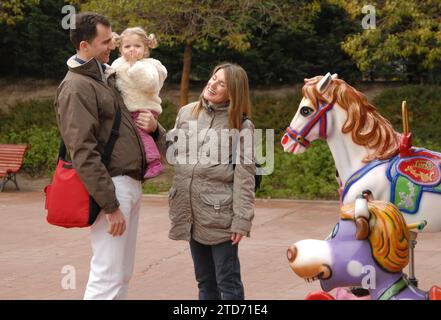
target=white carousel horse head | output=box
[281,72,399,160]
[281,72,337,154]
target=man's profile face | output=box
[86,23,115,64]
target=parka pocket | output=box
[199,193,233,228]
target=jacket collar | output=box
[66,55,115,82]
[202,98,229,113]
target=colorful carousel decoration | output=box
[281,73,441,299]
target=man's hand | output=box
[105,208,126,236]
[231,233,244,245]
[136,110,158,133]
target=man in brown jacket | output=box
[55,12,160,299]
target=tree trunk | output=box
[179,44,192,107]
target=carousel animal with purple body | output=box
[280,73,441,232]
[286,197,441,300]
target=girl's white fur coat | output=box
[111,57,167,114]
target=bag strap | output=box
[233,113,261,191]
[58,106,122,168]
[101,106,122,167]
[232,113,251,169]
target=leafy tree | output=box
[215,1,360,85]
[0,0,39,25]
[0,0,364,85]
[329,0,441,82]
[0,0,76,78]
[80,0,320,106]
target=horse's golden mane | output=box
[340,200,409,273]
[302,76,400,161]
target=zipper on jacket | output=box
[188,111,216,220]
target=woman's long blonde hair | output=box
[192,63,252,129]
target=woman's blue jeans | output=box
[189,238,245,300]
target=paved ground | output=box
[1,191,440,300]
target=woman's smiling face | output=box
[203,68,229,105]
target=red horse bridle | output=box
[285,103,334,149]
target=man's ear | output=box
[79,40,89,51]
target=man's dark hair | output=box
[70,12,111,50]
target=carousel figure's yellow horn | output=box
[407,220,427,231]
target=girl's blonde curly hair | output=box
[112,27,158,58]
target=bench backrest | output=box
[0,144,28,175]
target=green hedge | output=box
[4,126,60,176]
[1,84,440,198]
[257,142,338,199]
[0,99,57,133]
[0,100,59,176]
[373,85,441,148]
[251,91,302,140]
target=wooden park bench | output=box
[0,144,28,192]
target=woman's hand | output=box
[136,110,158,133]
[231,233,244,245]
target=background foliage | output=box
[4,0,439,84]
[0,0,439,198]
[0,0,434,85]
[330,0,441,82]
[1,85,440,199]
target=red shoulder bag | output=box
[44,107,121,228]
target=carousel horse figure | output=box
[286,196,441,300]
[281,73,441,284]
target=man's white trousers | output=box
[84,175,142,300]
